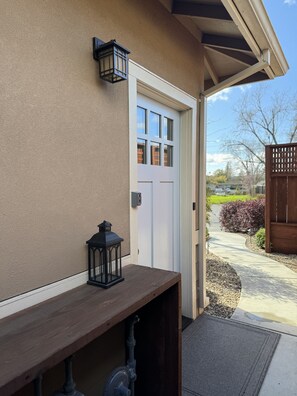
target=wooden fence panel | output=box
[265,143,297,254]
[270,224,297,254]
[269,177,277,222]
[274,177,287,223]
[288,177,297,223]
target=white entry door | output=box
[137,94,180,272]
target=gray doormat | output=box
[183,315,280,396]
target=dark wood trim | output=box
[270,173,297,177]
[232,72,269,85]
[266,142,297,149]
[265,146,271,252]
[0,265,181,396]
[271,222,297,226]
[172,1,232,21]
[204,71,269,91]
[202,34,251,52]
[134,280,181,395]
[206,46,257,66]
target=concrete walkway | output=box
[209,231,297,335]
[208,206,297,394]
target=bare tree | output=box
[224,88,297,194]
[227,144,264,195]
[225,88,297,163]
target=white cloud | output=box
[207,87,232,103]
[284,0,296,5]
[206,153,242,175]
[207,84,252,103]
[239,84,252,93]
[207,153,234,164]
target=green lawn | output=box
[209,194,253,205]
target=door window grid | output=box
[151,142,161,166]
[149,112,161,138]
[137,107,147,135]
[137,139,147,164]
[137,106,174,167]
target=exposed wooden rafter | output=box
[203,49,270,96]
[172,1,232,21]
[204,52,219,85]
[205,69,269,86]
[202,34,251,52]
[232,71,269,85]
[205,70,269,90]
[205,46,256,67]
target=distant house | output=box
[0,1,287,394]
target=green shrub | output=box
[206,226,210,241]
[255,228,265,249]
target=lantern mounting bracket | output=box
[92,37,106,61]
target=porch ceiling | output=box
[159,0,289,95]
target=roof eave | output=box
[222,0,289,78]
[248,0,289,76]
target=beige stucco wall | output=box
[0,0,204,300]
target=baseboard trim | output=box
[0,256,131,319]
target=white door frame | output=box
[128,60,197,319]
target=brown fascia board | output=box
[204,70,269,89]
[205,46,257,67]
[202,34,251,52]
[172,1,232,21]
[232,71,270,85]
[222,0,289,77]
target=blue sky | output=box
[206,0,297,174]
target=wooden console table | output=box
[0,265,181,395]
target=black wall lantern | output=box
[93,37,130,83]
[86,220,124,288]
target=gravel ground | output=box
[204,252,241,319]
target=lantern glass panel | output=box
[114,46,127,78]
[106,245,122,283]
[99,47,114,82]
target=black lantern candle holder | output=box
[92,37,130,83]
[86,220,124,288]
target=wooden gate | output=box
[265,143,297,253]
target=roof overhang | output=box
[159,0,289,97]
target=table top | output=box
[0,264,180,395]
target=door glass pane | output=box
[164,145,173,167]
[137,107,146,135]
[150,112,161,138]
[137,139,147,164]
[164,117,173,141]
[151,142,161,166]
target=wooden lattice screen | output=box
[265,143,297,253]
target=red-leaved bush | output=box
[219,201,245,232]
[219,199,265,234]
